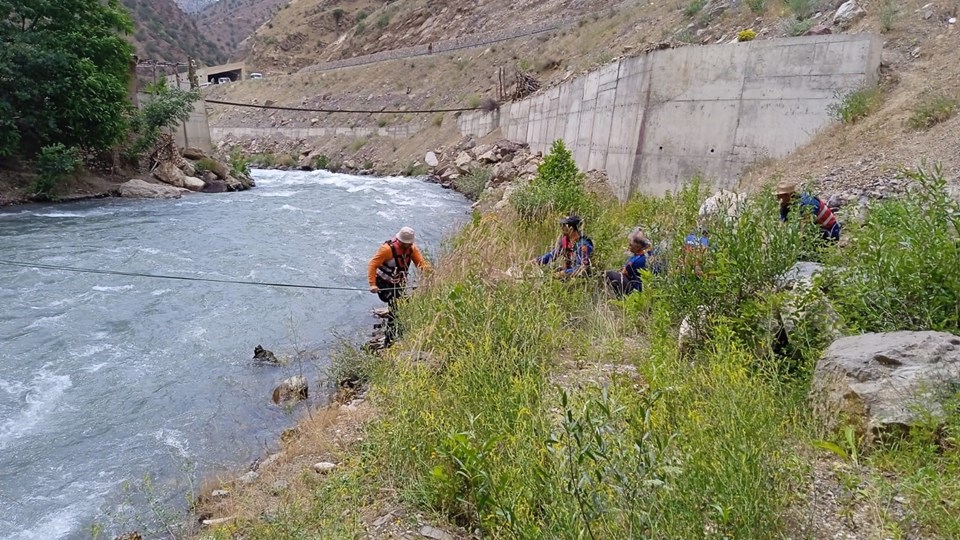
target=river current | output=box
[0,170,469,539]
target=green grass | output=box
[199,151,960,539]
[908,92,958,130]
[829,86,883,124]
[453,167,492,201]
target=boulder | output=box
[182,176,205,192]
[776,262,825,291]
[803,23,833,36]
[202,178,228,193]
[254,345,280,364]
[834,0,866,29]
[424,151,439,167]
[810,331,960,437]
[476,148,499,164]
[698,189,746,225]
[117,179,183,199]
[491,161,518,186]
[204,159,230,180]
[223,176,244,191]
[153,161,187,188]
[179,159,197,178]
[454,151,473,172]
[181,147,208,160]
[272,375,308,404]
[313,462,337,474]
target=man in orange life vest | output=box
[776,181,841,241]
[367,226,432,307]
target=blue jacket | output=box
[538,235,594,275]
[622,253,647,283]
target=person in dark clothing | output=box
[606,228,651,297]
[534,215,594,279]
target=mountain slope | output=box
[122,0,226,65]
[196,0,291,61]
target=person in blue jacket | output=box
[534,215,594,278]
[606,228,651,297]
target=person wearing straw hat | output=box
[368,226,432,307]
[776,181,841,241]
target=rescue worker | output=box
[776,181,841,241]
[606,228,651,297]
[533,215,594,278]
[367,226,432,308]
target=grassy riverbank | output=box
[195,155,960,539]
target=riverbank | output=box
[187,151,960,539]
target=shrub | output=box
[511,139,592,223]
[785,0,819,20]
[276,154,297,168]
[331,7,345,24]
[746,0,766,13]
[252,153,277,167]
[454,167,491,201]
[228,149,251,177]
[127,80,199,159]
[737,29,757,42]
[195,158,220,174]
[355,21,366,34]
[432,113,444,127]
[879,0,898,32]
[828,86,881,124]
[349,138,367,152]
[356,10,367,21]
[784,18,814,36]
[401,162,429,176]
[376,13,390,29]
[827,163,960,333]
[32,144,81,198]
[908,92,958,130]
[683,0,706,17]
[312,154,331,170]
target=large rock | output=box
[698,189,746,226]
[491,161,518,186]
[202,178,228,193]
[454,151,474,172]
[811,331,960,437]
[424,151,439,167]
[182,176,205,192]
[181,147,208,160]
[203,159,230,180]
[153,161,186,188]
[834,0,866,29]
[272,375,308,405]
[776,262,825,291]
[179,159,197,178]
[117,179,183,199]
[254,345,280,365]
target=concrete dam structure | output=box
[457,34,883,199]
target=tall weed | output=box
[827,163,960,332]
[511,139,594,223]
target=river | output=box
[0,170,469,539]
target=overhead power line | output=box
[0,259,406,293]
[205,98,492,114]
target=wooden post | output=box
[175,67,189,148]
[187,56,199,89]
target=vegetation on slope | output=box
[198,144,960,539]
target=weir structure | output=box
[457,34,883,198]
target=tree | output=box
[0,0,135,157]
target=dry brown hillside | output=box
[208,0,959,197]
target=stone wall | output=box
[457,34,883,199]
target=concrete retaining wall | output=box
[210,122,423,140]
[457,34,883,199]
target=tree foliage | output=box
[0,0,135,157]
[127,79,199,158]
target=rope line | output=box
[0,259,407,292]
[204,98,488,114]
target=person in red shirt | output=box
[367,226,432,307]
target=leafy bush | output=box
[785,0,819,20]
[312,154,331,170]
[784,18,814,36]
[746,0,766,14]
[194,157,219,174]
[683,0,706,17]
[828,86,882,124]
[879,0,899,32]
[827,163,960,333]
[432,113,444,127]
[511,139,592,223]
[331,7,345,24]
[401,162,429,176]
[228,149,251,178]
[454,167,492,201]
[276,154,297,168]
[376,13,390,29]
[32,144,81,198]
[128,80,200,158]
[908,92,958,130]
[737,29,757,42]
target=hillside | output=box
[175,0,219,13]
[122,0,227,65]
[207,0,959,199]
[196,0,291,61]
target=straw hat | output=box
[775,181,797,196]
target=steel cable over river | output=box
[0,169,469,539]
